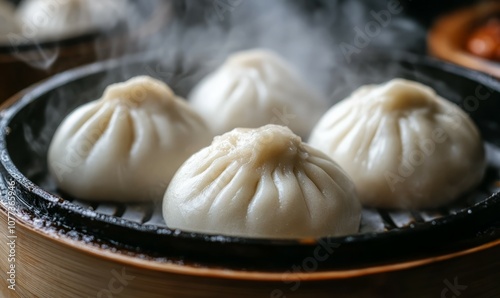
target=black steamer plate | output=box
[0,53,499,271]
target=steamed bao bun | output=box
[163,124,361,239]
[17,0,125,40]
[48,76,212,202]
[189,49,327,138]
[309,79,486,209]
[0,1,19,39]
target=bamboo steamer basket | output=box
[0,53,499,297]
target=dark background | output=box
[173,0,484,55]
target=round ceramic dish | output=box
[428,1,500,78]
